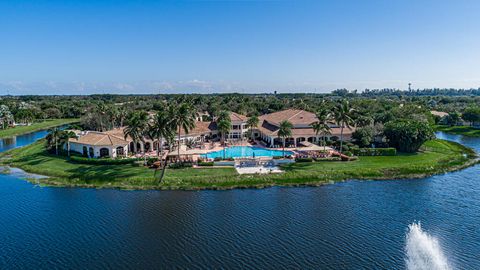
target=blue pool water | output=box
[202,146,293,159]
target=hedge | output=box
[197,161,214,167]
[69,156,137,165]
[352,148,397,156]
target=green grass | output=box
[435,125,480,137]
[0,139,476,190]
[0,119,79,138]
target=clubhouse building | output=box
[67,109,353,158]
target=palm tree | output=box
[124,111,149,159]
[333,99,355,153]
[170,103,197,161]
[149,109,174,158]
[61,131,78,157]
[217,113,231,159]
[278,120,293,157]
[117,107,128,127]
[46,128,63,155]
[311,107,331,152]
[95,103,109,131]
[247,115,259,141]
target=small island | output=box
[1,95,477,190]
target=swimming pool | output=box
[202,146,294,159]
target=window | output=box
[99,148,109,158]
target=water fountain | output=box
[405,222,450,270]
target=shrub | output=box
[313,157,341,161]
[343,151,353,157]
[214,157,222,162]
[146,157,159,166]
[198,161,214,167]
[70,156,136,165]
[352,148,397,156]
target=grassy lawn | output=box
[435,125,480,137]
[0,119,79,138]
[0,139,476,190]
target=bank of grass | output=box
[0,139,477,190]
[0,119,79,138]
[435,125,480,137]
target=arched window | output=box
[89,147,94,157]
[116,146,124,156]
[82,146,88,157]
[99,148,109,158]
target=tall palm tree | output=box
[46,128,63,155]
[311,107,331,152]
[95,103,109,131]
[278,120,293,157]
[61,131,78,157]
[149,109,174,158]
[170,103,197,161]
[247,115,259,141]
[117,107,128,127]
[217,115,231,159]
[333,99,355,153]
[124,111,149,158]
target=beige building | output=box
[68,131,130,158]
[255,109,354,147]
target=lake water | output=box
[1,131,479,269]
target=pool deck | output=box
[235,166,283,175]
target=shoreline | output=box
[25,157,479,191]
[1,139,477,191]
[435,125,480,137]
[0,119,79,139]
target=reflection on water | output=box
[0,131,479,268]
[0,129,50,152]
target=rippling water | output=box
[0,131,479,269]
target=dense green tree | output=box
[352,126,374,147]
[384,120,434,153]
[462,107,480,126]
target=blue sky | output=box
[1,0,480,95]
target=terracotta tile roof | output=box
[230,112,248,122]
[259,109,317,126]
[256,109,354,137]
[180,121,217,136]
[69,131,129,146]
[104,128,133,141]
